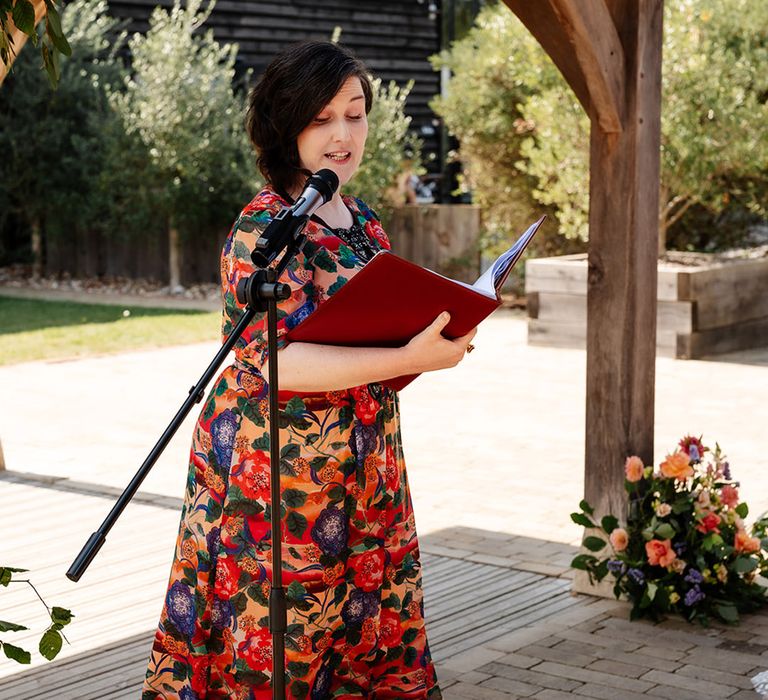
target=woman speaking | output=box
[143,41,476,699]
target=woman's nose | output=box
[332,117,350,143]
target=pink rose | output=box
[696,512,721,534]
[720,485,739,509]
[624,456,644,482]
[609,528,629,552]
[645,539,677,567]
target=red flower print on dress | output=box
[378,608,403,648]
[215,556,241,600]
[238,627,273,671]
[353,549,386,592]
[232,451,271,501]
[351,386,380,425]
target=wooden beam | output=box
[502,0,625,134]
[549,0,625,133]
[584,0,663,520]
[0,0,48,86]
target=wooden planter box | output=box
[525,253,768,358]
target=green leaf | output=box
[283,489,307,509]
[570,553,597,570]
[327,277,348,296]
[45,16,71,57]
[646,582,658,601]
[280,443,301,462]
[287,660,310,678]
[734,556,758,574]
[11,0,35,36]
[50,607,73,626]
[291,680,310,698]
[579,499,594,515]
[2,642,31,664]
[570,512,594,528]
[600,515,619,534]
[735,502,749,518]
[285,511,307,540]
[0,620,28,632]
[582,536,607,552]
[284,396,306,418]
[39,628,63,660]
[716,604,739,624]
[655,523,675,539]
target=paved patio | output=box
[1,296,768,697]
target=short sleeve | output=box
[221,196,318,370]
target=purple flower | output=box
[166,581,196,638]
[673,542,687,556]
[311,505,348,557]
[628,568,645,585]
[684,585,706,607]
[349,423,378,467]
[311,663,332,699]
[684,568,704,584]
[607,560,627,576]
[722,461,732,480]
[211,598,232,630]
[341,588,379,625]
[688,444,701,462]
[211,409,238,468]
[286,300,316,330]
[180,688,199,700]
[206,527,221,560]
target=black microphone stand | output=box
[67,214,312,700]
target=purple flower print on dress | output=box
[286,299,315,330]
[211,597,232,630]
[349,423,378,468]
[684,585,706,607]
[628,568,645,585]
[684,568,704,585]
[310,663,332,699]
[311,505,348,557]
[211,409,238,469]
[179,688,199,700]
[166,581,196,638]
[673,542,687,556]
[341,588,380,626]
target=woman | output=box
[143,41,476,700]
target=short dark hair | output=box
[246,41,374,196]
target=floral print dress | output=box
[143,186,442,700]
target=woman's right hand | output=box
[402,311,478,374]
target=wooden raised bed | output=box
[525,251,768,358]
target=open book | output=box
[287,215,546,390]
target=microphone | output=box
[249,169,339,268]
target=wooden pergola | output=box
[502,0,663,523]
[2,1,664,526]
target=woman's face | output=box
[296,76,368,190]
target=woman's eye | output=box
[347,115,364,121]
[313,116,330,124]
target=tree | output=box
[107,0,259,289]
[0,0,127,274]
[0,0,71,87]
[432,0,768,254]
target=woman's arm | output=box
[262,311,477,392]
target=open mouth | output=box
[325,151,351,163]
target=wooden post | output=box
[584,0,663,520]
[0,437,6,471]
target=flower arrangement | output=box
[571,436,768,624]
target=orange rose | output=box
[624,456,644,482]
[609,527,629,552]
[645,539,677,567]
[659,451,694,481]
[734,529,761,554]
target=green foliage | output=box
[106,0,260,238]
[352,77,422,225]
[0,0,127,257]
[0,0,71,87]
[432,0,768,253]
[0,566,73,663]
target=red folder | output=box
[287,216,545,391]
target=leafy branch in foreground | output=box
[0,566,74,663]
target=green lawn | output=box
[0,295,220,365]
